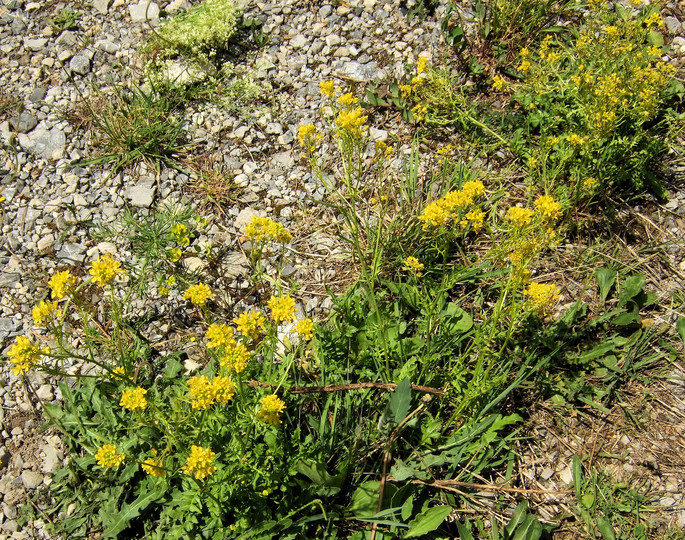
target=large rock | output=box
[129,0,159,23]
[126,176,156,208]
[18,126,66,160]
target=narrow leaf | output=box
[676,317,685,345]
[405,505,452,538]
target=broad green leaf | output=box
[456,520,475,539]
[647,30,664,46]
[612,312,640,326]
[578,340,620,363]
[676,317,685,345]
[503,501,528,535]
[595,268,616,303]
[390,378,412,425]
[619,274,645,306]
[404,505,452,538]
[512,515,542,540]
[581,493,595,510]
[401,495,414,522]
[349,481,381,518]
[294,459,344,494]
[440,303,473,334]
[596,516,616,540]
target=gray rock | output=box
[56,30,77,46]
[37,234,55,252]
[92,0,110,14]
[24,37,47,51]
[21,470,43,490]
[0,446,9,468]
[272,151,294,168]
[0,318,22,341]
[40,443,62,474]
[1,519,18,533]
[265,122,283,135]
[664,16,681,35]
[291,33,307,49]
[129,0,159,23]
[29,86,46,102]
[126,176,156,207]
[221,251,250,278]
[0,272,21,288]
[18,126,66,160]
[158,59,209,86]
[69,54,91,75]
[57,242,87,264]
[9,112,37,133]
[96,39,120,54]
[35,384,53,401]
[336,60,384,82]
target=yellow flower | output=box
[374,140,392,159]
[411,104,427,122]
[527,156,538,168]
[403,256,424,276]
[211,376,236,404]
[337,92,359,106]
[112,366,126,379]
[518,59,531,73]
[465,209,485,232]
[418,201,450,229]
[268,295,297,323]
[294,318,315,341]
[461,180,486,199]
[534,195,562,221]
[319,80,336,98]
[183,283,213,306]
[233,311,266,341]
[142,457,165,477]
[257,394,286,426]
[182,445,217,479]
[245,216,292,244]
[520,48,530,58]
[89,254,124,286]
[399,84,412,98]
[506,206,535,227]
[170,223,188,241]
[187,375,214,409]
[48,270,77,299]
[644,12,662,29]
[95,444,124,468]
[524,282,561,312]
[205,324,235,349]
[416,56,428,74]
[566,134,585,147]
[169,248,182,262]
[32,300,62,327]
[219,343,251,373]
[120,387,148,412]
[335,107,368,135]
[297,124,322,148]
[583,177,598,189]
[492,75,506,91]
[6,336,49,375]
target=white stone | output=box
[129,0,159,23]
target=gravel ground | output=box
[0,0,683,537]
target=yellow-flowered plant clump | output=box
[211,375,236,404]
[48,270,77,299]
[534,195,563,221]
[267,295,297,323]
[183,283,213,306]
[257,394,286,426]
[506,206,535,228]
[182,445,217,479]
[219,343,251,373]
[89,254,125,286]
[335,107,368,136]
[95,444,125,468]
[142,457,165,477]
[187,375,215,410]
[403,256,424,276]
[120,387,148,412]
[32,300,62,327]
[7,336,49,375]
[418,180,486,230]
[205,323,235,349]
[297,124,322,148]
[319,80,336,98]
[244,216,292,244]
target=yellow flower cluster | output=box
[7,336,49,375]
[319,80,336,98]
[89,254,124,286]
[245,216,292,244]
[297,124,322,148]
[492,75,506,91]
[416,56,428,75]
[205,324,235,349]
[32,300,62,327]
[463,209,486,232]
[403,256,424,276]
[120,387,148,412]
[219,343,251,373]
[183,283,213,306]
[534,195,562,221]
[233,311,266,341]
[95,444,125,468]
[506,207,535,228]
[337,93,359,106]
[335,107,368,136]
[142,457,165,477]
[524,282,561,312]
[182,445,217,479]
[187,375,236,409]
[48,270,77,299]
[268,295,297,323]
[294,318,315,341]
[257,394,286,426]
[418,180,486,229]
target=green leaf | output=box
[401,495,414,522]
[647,30,664,46]
[676,317,685,345]
[404,506,452,538]
[595,268,616,303]
[572,455,583,499]
[596,516,616,540]
[503,501,528,535]
[612,312,640,326]
[456,520,474,539]
[294,459,344,496]
[349,481,381,518]
[164,357,183,379]
[580,493,595,510]
[440,303,473,334]
[390,378,412,425]
[619,274,645,306]
[101,482,166,538]
[512,515,542,540]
